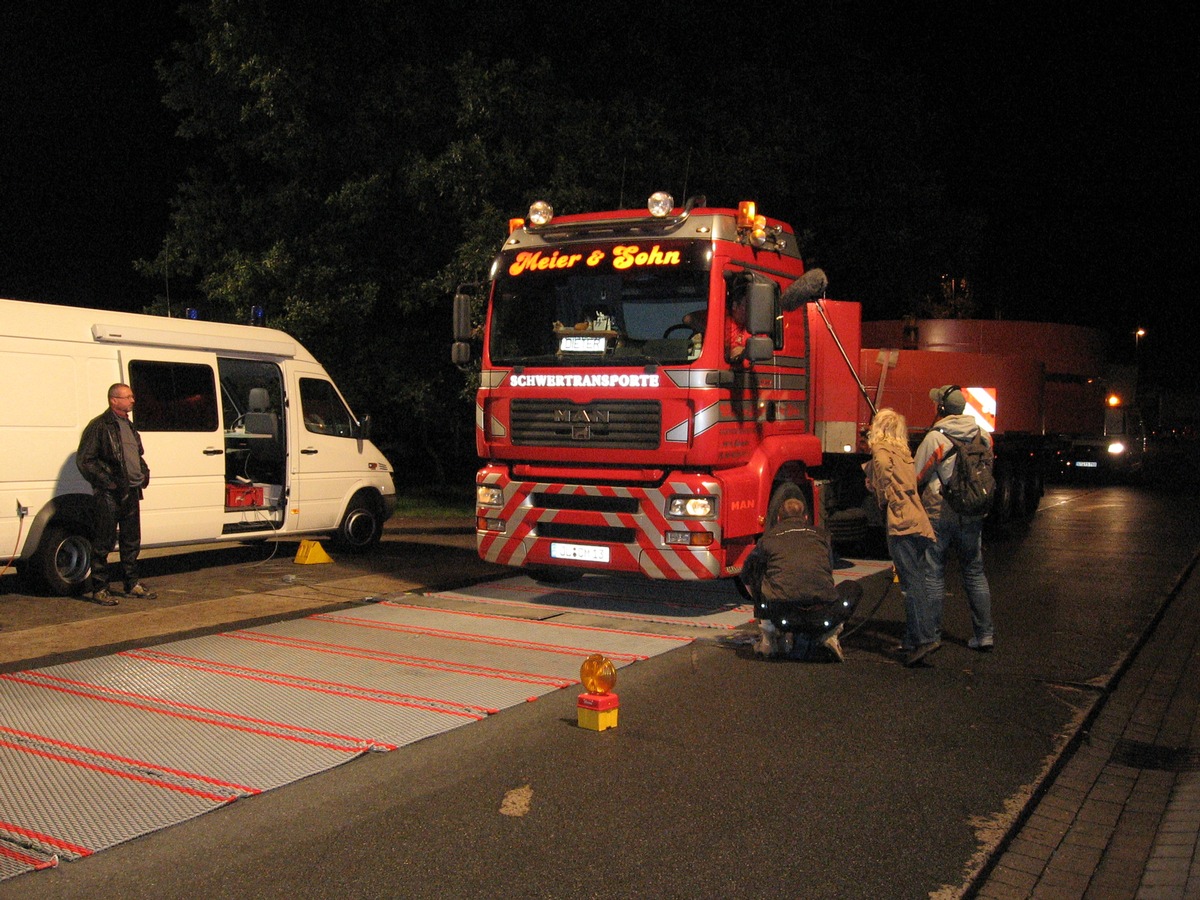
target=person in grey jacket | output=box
[76,383,156,605]
[914,385,995,651]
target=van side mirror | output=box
[356,414,373,441]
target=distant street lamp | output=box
[1133,329,1146,402]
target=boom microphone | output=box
[780,268,828,311]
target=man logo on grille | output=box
[555,407,610,441]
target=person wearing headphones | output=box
[914,385,996,652]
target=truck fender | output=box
[742,437,821,529]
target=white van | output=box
[1,297,397,595]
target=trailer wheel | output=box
[331,491,384,552]
[33,525,92,596]
[990,467,1014,525]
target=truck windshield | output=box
[488,239,711,366]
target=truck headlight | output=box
[647,191,674,217]
[667,495,715,518]
[528,200,554,226]
[477,485,504,507]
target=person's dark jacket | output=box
[76,409,150,497]
[744,516,839,607]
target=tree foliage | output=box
[140,2,982,485]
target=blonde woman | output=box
[865,408,939,666]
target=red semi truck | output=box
[451,194,1135,582]
[452,194,867,581]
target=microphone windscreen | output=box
[780,268,828,310]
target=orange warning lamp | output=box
[580,653,616,694]
[577,654,619,731]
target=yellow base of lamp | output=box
[577,691,619,731]
[294,540,334,564]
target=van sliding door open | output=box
[126,354,227,543]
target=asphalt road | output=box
[2,473,1199,899]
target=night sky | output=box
[1,5,1193,382]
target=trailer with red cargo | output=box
[451,194,1145,583]
[858,317,1144,523]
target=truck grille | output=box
[538,521,638,544]
[511,399,661,449]
[533,492,640,514]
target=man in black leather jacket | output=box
[76,383,156,605]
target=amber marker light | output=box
[580,653,616,694]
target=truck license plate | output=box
[550,542,610,563]
[1076,461,1098,468]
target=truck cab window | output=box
[489,239,711,366]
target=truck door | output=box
[125,353,226,543]
[287,364,366,531]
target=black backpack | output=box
[937,429,996,516]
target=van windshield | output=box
[488,239,711,366]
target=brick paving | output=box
[975,552,1200,899]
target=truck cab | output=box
[456,194,860,581]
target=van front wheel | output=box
[332,491,384,552]
[34,525,92,596]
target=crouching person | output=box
[741,496,863,661]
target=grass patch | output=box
[391,484,474,519]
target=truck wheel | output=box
[766,481,805,529]
[331,491,384,552]
[530,567,584,584]
[33,525,92,596]
[1021,472,1043,519]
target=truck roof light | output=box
[527,201,554,227]
[737,201,757,229]
[508,217,525,234]
[749,214,769,248]
[647,191,674,217]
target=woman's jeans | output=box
[889,532,936,648]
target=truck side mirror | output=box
[453,291,474,341]
[745,335,774,362]
[744,281,777,336]
[452,342,471,364]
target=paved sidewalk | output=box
[976,548,1200,899]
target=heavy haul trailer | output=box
[858,317,1127,522]
[453,194,867,582]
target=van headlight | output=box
[1107,441,1126,455]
